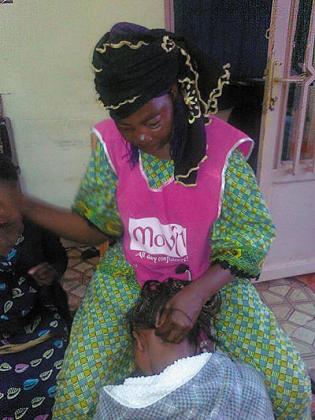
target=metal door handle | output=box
[274,73,307,83]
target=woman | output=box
[95,279,274,419]
[17,23,311,419]
[0,155,70,419]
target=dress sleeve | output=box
[211,149,275,279]
[72,135,123,237]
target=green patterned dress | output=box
[52,141,311,419]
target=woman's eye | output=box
[120,126,132,132]
[148,121,161,129]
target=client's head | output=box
[0,155,22,256]
[129,279,220,375]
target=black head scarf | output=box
[92,22,230,186]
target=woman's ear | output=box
[132,330,145,352]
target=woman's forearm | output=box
[192,264,234,304]
[21,196,107,245]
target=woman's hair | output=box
[129,278,221,345]
[0,155,19,182]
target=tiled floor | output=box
[61,246,315,413]
[255,278,315,375]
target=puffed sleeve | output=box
[72,135,123,237]
[211,149,275,279]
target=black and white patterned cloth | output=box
[94,351,274,419]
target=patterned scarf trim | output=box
[94,35,231,123]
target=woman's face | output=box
[0,182,23,256]
[115,94,174,160]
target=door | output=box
[258,0,315,280]
[165,0,315,280]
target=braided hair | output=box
[130,279,221,345]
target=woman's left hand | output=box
[155,282,204,343]
[155,265,234,343]
[28,262,58,287]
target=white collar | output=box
[103,352,212,409]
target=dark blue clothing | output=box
[0,220,70,419]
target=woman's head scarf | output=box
[92,22,230,186]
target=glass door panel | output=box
[279,0,315,166]
[301,84,315,160]
[290,0,313,76]
[281,83,302,161]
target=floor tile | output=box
[260,291,285,305]
[63,268,82,282]
[294,302,315,316]
[85,268,96,278]
[291,327,315,345]
[254,281,269,291]
[280,322,299,336]
[309,366,315,377]
[61,279,82,292]
[288,310,314,326]
[75,262,94,273]
[304,357,315,370]
[269,304,293,320]
[269,285,291,296]
[68,257,82,268]
[287,288,312,302]
[66,248,82,258]
[71,285,87,298]
[88,257,100,266]
[67,294,82,313]
[305,319,315,331]
[291,339,314,357]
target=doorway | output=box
[165,0,315,280]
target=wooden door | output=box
[258,0,315,280]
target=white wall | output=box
[0,0,165,206]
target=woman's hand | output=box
[155,264,234,344]
[28,262,58,287]
[155,282,204,343]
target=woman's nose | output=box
[135,129,152,143]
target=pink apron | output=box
[93,117,252,286]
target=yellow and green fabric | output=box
[53,142,311,419]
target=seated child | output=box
[94,279,274,419]
[0,155,71,419]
